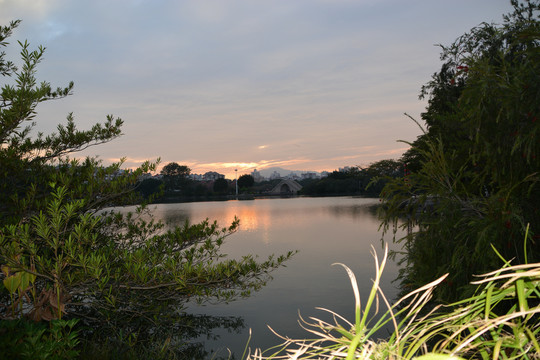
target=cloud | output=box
[201,162,260,170]
[106,157,158,165]
[0,0,63,22]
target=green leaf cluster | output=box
[0,318,80,360]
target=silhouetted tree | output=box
[237,174,255,189]
[213,178,229,194]
[160,162,191,191]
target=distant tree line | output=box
[137,160,405,201]
[299,159,404,197]
[136,163,261,201]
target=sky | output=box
[1,0,512,178]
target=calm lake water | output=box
[135,196,404,357]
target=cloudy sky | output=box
[2,0,511,178]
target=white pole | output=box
[235,169,238,197]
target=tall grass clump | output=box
[245,243,540,360]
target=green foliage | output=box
[0,318,80,360]
[380,0,540,301]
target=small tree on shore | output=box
[237,174,255,191]
[160,162,191,192]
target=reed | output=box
[244,242,540,360]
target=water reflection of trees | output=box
[325,203,379,220]
[83,312,246,359]
[162,211,191,227]
[168,313,246,359]
[151,199,383,232]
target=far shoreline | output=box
[144,193,380,205]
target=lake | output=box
[136,196,404,358]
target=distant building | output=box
[285,173,301,180]
[251,169,264,182]
[269,171,281,180]
[301,172,318,180]
[320,171,329,178]
[189,173,203,181]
